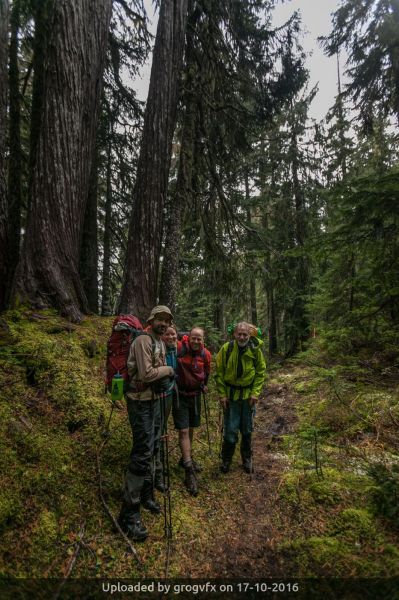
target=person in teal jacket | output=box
[216,322,266,473]
[154,324,177,492]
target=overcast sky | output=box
[135,0,345,122]
[272,0,345,121]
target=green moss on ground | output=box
[276,342,399,578]
[1,312,398,579]
[0,310,236,578]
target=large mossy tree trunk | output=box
[118,0,188,319]
[12,0,112,322]
[7,0,22,298]
[0,0,9,311]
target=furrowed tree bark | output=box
[0,0,9,311]
[29,0,51,197]
[159,1,198,311]
[7,0,22,298]
[12,0,112,322]
[118,0,188,319]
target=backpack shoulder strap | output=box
[146,332,157,368]
[177,341,188,360]
[249,338,260,368]
[225,340,235,368]
[133,331,157,367]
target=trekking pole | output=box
[250,402,255,480]
[160,393,173,540]
[218,403,224,460]
[174,381,180,409]
[201,387,211,454]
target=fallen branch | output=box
[52,523,85,600]
[95,447,141,565]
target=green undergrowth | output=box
[2,310,399,579]
[0,309,235,578]
[274,337,399,577]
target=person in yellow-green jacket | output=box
[216,322,266,474]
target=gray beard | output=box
[237,341,248,348]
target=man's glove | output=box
[249,396,258,407]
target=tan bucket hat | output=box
[146,305,173,323]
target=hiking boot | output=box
[140,481,162,515]
[220,460,231,474]
[242,457,252,474]
[154,471,167,493]
[118,503,148,541]
[184,466,198,496]
[178,457,203,473]
[221,439,235,474]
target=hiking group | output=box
[106,305,266,541]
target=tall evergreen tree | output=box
[162,1,307,320]
[0,0,9,310]
[321,0,399,126]
[118,0,189,318]
[158,0,199,311]
[12,0,113,322]
[324,54,354,184]
[78,140,100,314]
[7,0,23,296]
[101,117,114,316]
[99,0,149,315]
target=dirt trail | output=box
[185,372,299,578]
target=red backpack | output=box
[105,315,143,390]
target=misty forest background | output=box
[1,0,399,583]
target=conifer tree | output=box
[98,0,149,315]
[12,0,113,321]
[7,0,23,295]
[118,0,188,318]
[321,0,399,126]
[0,0,9,310]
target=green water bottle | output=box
[111,373,124,402]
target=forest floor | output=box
[181,369,299,579]
[1,310,399,599]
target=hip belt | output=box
[227,382,253,401]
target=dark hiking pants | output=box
[123,398,161,505]
[223,399,255,460]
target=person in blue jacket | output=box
[154,324,177,491]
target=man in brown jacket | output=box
[118,305,174,541]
